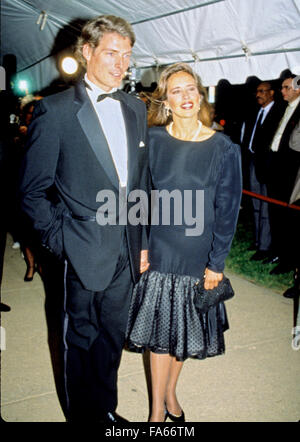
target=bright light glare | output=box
[19,80,28,91]
[61,57,78,75]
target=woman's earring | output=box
[165,106,171,117]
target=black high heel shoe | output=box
[24,266,36,282]
[165,408,185,422]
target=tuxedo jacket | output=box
[241,101,285,184]
[20,81,149,291]
[267,100,300,201]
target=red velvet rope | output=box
[242,189,300,211]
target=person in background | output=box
[282,119,300,299]
[126,63,242,422]
[267,75,300,275]
[15,97,43,282]
[0,135,11,312]
[240,81,285,261]
[0,84,20,312]
[19,15,149,423]
[210,104,224,132]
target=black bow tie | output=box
[83,80,122,102]
[97,91,121,102]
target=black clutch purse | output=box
[193,275,234,313]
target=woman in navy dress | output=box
[126,63,242,422]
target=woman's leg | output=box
[165,357,184,415]
[149,352,172,422]
[24,246,35,278]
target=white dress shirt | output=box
[84,74,128,187]
[270,95,300,152]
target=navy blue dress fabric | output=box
[126,127,242,361]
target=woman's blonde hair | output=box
[147,62,212,128]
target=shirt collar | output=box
[84,74,117,100]
[261,100,274,114]
[288,95,300,109]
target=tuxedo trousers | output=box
[62,230,133,420]
[249,158,271,251]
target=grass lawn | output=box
[225,207,293,293]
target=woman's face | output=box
[164,71,201,120]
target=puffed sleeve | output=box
[207,142,242,272]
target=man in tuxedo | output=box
[241,82,285,261]
[20,15,149,422]
[267,75,300,274]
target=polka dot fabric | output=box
[126,270,229,361]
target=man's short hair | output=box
[282,73,296,81]
[257,81,273,90]
[75,15,135,67]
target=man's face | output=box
[83,32,132,91]
[281,78,300,103]
[256,83,274,108]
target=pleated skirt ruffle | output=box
[126,270,229,361]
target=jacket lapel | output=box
[119,97,138,194]
[74,81,119,190]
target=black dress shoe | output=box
[250,250,269,261]
[165,409,185,422]
[24,266,36,282]
[0,302,11,312]
[283,286,300,298]
[103,411,129,423]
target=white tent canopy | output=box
[1,0,300,93]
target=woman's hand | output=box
[204,268,223,290]
[140,250,150,273]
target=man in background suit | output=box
[241,82,284,261]
[20,15,149,422]
[282,120,300,298]
[267,75,300,274]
